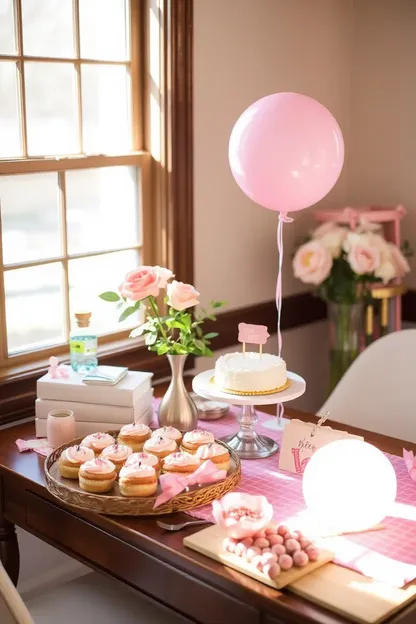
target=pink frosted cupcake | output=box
[118,423,151,452]
[151,426,182,446]
[100,443,132,474]
[59,445,95,479]
[81,432,115,456]
[79,458,116,493]
[162,451,201,475]
[181,429,215,454]
[196,442,230,472]
[125,451,161,475]
[143,435,177,460]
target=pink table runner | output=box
[151,402,416,587]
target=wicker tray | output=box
[45,432,241,516]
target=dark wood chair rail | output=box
[0,390,415,624]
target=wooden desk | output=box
[0,404,415,624]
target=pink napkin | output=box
[16,438,53,457]
[403,449,416,481]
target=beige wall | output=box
[348,0,416,286]
[193,0,353,413]
[194,0,353,309]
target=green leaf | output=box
[194,339,206,351]
[157,343,170,355]
[212,301,225,309]
[145,333,158,346]
[118,306,138,322]
[166,319,186,330]
[116,301,124,309]
[99,291,120,302]
[203,347,213,357]
[172,343,188,355]
[204,332,218,340]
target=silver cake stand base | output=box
[192,370,306,460]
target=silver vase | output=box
[157,354,198,432]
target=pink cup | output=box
[47,410,76,448]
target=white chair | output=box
[1,561,189,624]
[318,329,416,443]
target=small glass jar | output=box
[47,409,76,448]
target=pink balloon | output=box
[229,92,344,213]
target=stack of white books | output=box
[36,366,154,437]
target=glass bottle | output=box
[69,312,98,374]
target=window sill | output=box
[0,338,192,427]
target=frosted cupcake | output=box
[81,432,115,456]
[143,435,177,460]
[119,462,157,497]
[125,451,161,475]
[118,423,151,452]
[196,442,230,472]
[162,451,201,475]
[79,458,116,493]
[58,445,95,479]
[181,429,215,454]
[100,443,132,475]
[151,426,182,446]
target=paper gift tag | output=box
[279,419,363,474]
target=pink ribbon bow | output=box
[403,449,416,482]
[48,356,70,379]
[153,460,227,508]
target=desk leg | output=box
[0,519,20,586]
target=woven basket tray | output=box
[45,431,241,516]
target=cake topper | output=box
[238,323,270,358]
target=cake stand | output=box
[192,370,306,459]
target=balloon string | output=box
[276,212,293,358]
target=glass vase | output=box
[328,302,363,393]
[157,354,198,432]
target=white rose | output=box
[313,224,347,259]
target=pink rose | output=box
[119,267,160,301]
[293,241,332,286]
[141,265,174,288]
[212,492,274,539]
[347,241,381,275]
[167,280,200,310]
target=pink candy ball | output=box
[271,544,286,556]
[255,530,267,538]
[262,547,271,553]
[285,539,301,553]
[234,542,248,558]
[254,537,270,549]
[268,535,284,546]
[265,524,279,535]
[300,538,312,550]
[251,555,264,569]
[245,546,261,562]
[278,554,294,571]
[241,537,254,548]
[293,550,309,567]
[305,547,320,562]
[263,562,281,579]
[261,552,278,565]
[223,537,237,553]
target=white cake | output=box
[215,352,287,394]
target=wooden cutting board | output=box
[184,525,416,623]
[183,524,334,590]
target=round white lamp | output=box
[302,438,397,533]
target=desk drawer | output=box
[25,492,259,624]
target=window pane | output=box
[66,166,139,255]
[69,250,141,335]
[25,62,79,156]
[79,0,129,61]
[5,263,65,354]
[82,64,131,154]
[0,172,61,265]
[0,0,16,55]
[0,62,21,157]
[22,0,74,58]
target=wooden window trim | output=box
[0,0,194,424]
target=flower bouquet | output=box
[293,222,410,390]
[99,265,224,430]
